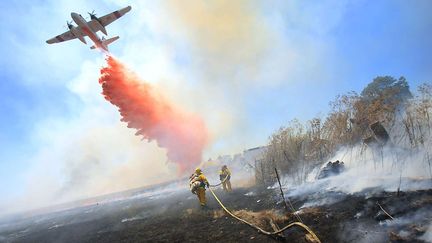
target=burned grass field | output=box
[1,180,431,243]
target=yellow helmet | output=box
[195,168,202,174]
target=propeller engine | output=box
[87,10,107,36]
[66,20,86,44]
[88,10,97,20]
[66,20,74,30]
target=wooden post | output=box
[275,168,303,223]
[274,168,290,212]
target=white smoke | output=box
[282,132,432,209]
[420,223,432,243]
[286,144,431,202]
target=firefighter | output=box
[191,168,210,206]
[219,165,232,192]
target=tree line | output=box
[256,76,432,185]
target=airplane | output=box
[46,6,131,52]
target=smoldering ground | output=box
[1,169,431,243]
[275,141,432,242]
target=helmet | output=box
[195,168,202,174]
[222,165,227,169]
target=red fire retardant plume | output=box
[99,56,208,172]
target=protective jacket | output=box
[219,168,231,181]
[197,174,210,188]
[190,173,209,194]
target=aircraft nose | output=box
[71,12,78,18]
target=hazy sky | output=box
[0,0,431,213]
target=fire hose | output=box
[207,182,321,242]
[209,174,229,187]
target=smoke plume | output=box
[98,56,208,172]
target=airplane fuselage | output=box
[71,12,108,51]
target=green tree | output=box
[355,76,412,129]
[360,76,412,101]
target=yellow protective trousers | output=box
[222,179,232,192]
[196,187,207,206]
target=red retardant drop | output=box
[99,56,208,172]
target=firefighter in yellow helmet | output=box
[219,165,232,192]
[191,168,210,206]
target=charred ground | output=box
[1,182,431,243]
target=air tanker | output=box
[46,6,131,52]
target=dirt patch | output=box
[213,209,289,230]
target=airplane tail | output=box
[90,36,120,50]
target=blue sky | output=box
[0,0,431,212]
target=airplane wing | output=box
[95,6,132,27]
[46,27,85,44]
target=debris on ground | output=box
[317,160,345,179]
